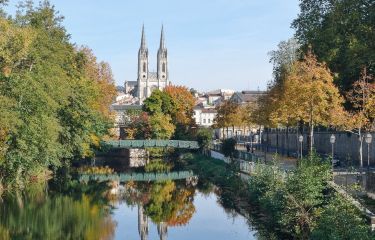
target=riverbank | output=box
[184,153,375,239]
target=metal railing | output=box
[104,140,199,149]
[78,170,195,182]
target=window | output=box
[208,119,211,123]
[143,62,146,72]
[162,63,166,73]
[203,119,206,124]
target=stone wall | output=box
[261,131,374,166]
[97,148,148,167]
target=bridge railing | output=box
[104,140,199,149]
[79,170,195,182]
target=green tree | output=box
[0,1,116,188]
[149,113,175,140]
[311,194,374,240]
[196,128,213,151]
[292,0,375,92]
[221,138,236,158]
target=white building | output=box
[193,107,217,127]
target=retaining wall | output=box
[260,131,374,166]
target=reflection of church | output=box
[125,25,170,104]
[138,204,168,240]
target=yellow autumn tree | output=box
[346,68,375,167]
[269,51,345,153]
[0,18,35,76]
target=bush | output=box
[196,128,213,151]
[144,159,171,173]
[77,166,114,174]
[222,138,236,157]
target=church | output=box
[124,25,170,104]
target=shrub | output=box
[222,138,236,157]
[196,128,213,151]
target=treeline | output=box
[234,0,375,162]
[0,1,116,189]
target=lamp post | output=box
[330,134,336,171]
[365,133,373,173]
[298,135,303,159]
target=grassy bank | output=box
[184,153,374,240]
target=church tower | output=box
[137,24,149,101]
[135,24,170,104]
[157,25,168,89]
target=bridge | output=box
[104,140,199,149]
[78,170,195,182]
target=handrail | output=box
[103,140,199,149]
[78,170,195,182]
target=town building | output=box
[230,90,265,105]
[193,107,217,127]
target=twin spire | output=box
[140,24,166,50]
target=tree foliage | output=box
[0,1,116,188]
[196,128,213,151]
[292,0,375,92]
[262,51,345,152]
[142,85,195,140]
[221,138,236,158]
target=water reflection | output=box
[0,189,116,240]
[0,178,257,240]
[117,180,196,240]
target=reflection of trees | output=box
[123,180,196,227]
[0,192,116,240]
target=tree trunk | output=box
[286,126,289,156]
[309,122,314,154]
[359,129,363,168]
[276,128,279,154]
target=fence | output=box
[78,170,194,182]
[104,140,199,149]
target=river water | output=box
[0,176,258,240]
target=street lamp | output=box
[330,134,336,170]
[365,133,373,172]
[298,135,303,159]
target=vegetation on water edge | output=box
[184,153,375,240]
[0,1,116,189]
[145,159,172,173]
[77,166,114,175]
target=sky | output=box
[5,0,300,92]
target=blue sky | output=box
[6,0,300,91]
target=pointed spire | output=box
[140,24,147,49]
[159,24,165,49]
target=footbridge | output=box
[79,170,195,182]
[104,140,199,149]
